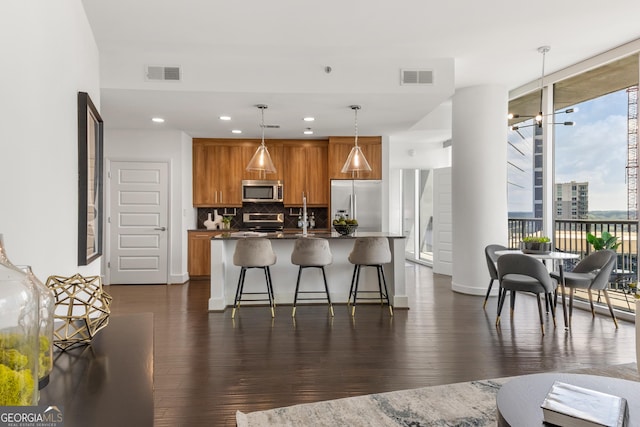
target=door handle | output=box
[154,227,167,231]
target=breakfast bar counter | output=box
[208,232,408,311]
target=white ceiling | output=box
[81,0,640,142]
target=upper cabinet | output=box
[192,141,216,206]
[193,138,249,207]
[193,137,379,207]
[328,136,382,180]
[283,140,328,206]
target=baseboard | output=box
[208,296,226,311]
[451,280,487,296]
[170,273,189,284]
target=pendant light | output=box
[341,105,372,174]
[246,104,276,175]
[508,46,575,130]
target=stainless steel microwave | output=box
[242,180,284,203]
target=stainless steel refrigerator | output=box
[330,179,383,232]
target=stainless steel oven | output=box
[242,180,283,203]
[242,212,285,232]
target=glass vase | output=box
[18,266,54,389]
[0,236,39,405]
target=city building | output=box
[555,181,589,219]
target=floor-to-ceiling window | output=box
[508,53,640,315]
[402,169,434,265]
[552,55,639,311]
[507,101,545,244]
[553,54,639,221]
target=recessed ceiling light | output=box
[152,117,165,123]
[219,116,231,121]
[231,129,242,134]
[303,117,315,122]
[304,128,313,135]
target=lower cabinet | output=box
[188,230,224,277]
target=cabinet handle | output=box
[154,227,167,231]
[219,191,223,203]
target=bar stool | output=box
[347,237,393,316]
[232,238,277,318]
[291,237,333,317]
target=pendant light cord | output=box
[539,50,545,114]
[351,105,361,147]
[260,106,266,147]
[537,46,550,117]
[354,107,359,147]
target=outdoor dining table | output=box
[495,249,580,329]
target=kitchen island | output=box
[208,231,408,311]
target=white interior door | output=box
[108,161,169,284]
[433,167,452,276]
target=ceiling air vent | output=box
[145,65,181,82]
[401,69,433,85]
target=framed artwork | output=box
[77,91,104,265]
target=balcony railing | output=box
[508,218,638,313]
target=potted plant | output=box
[521,236,552,254]
[586,231,621,251]
[222,216,232,230]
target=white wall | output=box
[104,129,194,283]
[181,131,195,276]
[0,1,100,279]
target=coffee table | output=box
[497,373,640,426]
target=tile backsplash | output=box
[197,204,328,230]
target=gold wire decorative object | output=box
[45,274,113,351]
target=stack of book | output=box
[540,381,629,427]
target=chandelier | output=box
[508,46,576,131]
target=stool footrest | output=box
[348,263,393,317]
[232,264,275,318]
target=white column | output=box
[451,85,508,295]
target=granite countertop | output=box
[213,231,406,240]
[189,228,330,233]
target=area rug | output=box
[236,363,639,427]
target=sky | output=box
[508,88,631,213]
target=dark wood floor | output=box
[106,263,637,426]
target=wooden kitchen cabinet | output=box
[193,139,285,206]
[188,230,224,277]
[328,136,382,180]
[216,144,244,206]
[192,140,249,206]
[192,142,216,206]
[283,141,328,206]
